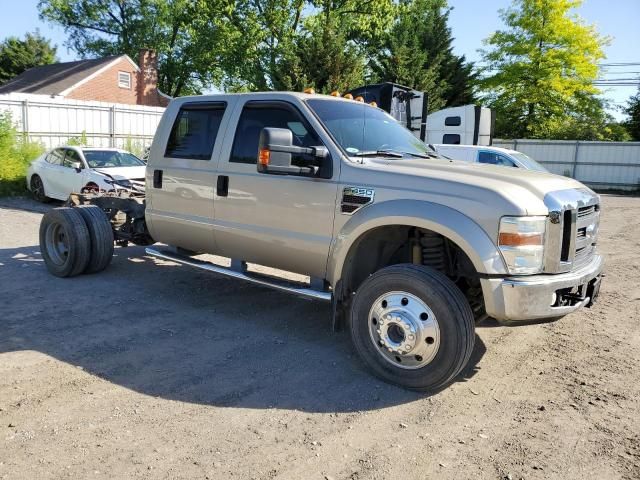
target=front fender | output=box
[327,199,507,285]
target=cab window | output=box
[165,102,226,160]
[230,102,321,166]
[63,149,82,168]
[478,151,516,167]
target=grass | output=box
[0,112,44,197]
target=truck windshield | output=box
[307,99,437,159]
[510,152,548,172]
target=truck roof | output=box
[171,91,379,106]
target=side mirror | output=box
[71,162,82,172]
[257,127,328,176]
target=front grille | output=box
[543,189,600,273]
[578,205,596,218]
[571,203,599,269]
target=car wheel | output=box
[39,208,91,277]
[76,205,114,274]
[350,264,475,391]
[30,175,50,203]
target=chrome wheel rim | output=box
[368,291,440,370]
[45,223,70,265]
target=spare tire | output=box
[39,207,91,277]
[76,205,114,274]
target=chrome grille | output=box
[543,188,600,273]
[572,204,598,268]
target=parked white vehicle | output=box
[433,144,548,172]
[27,147,146,202]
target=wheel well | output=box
[338,225,485,321]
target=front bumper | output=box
[481,253,604,323]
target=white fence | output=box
[494,139,640,190]
[0,93,165,153]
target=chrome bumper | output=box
[481,253,604,322]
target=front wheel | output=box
[350,264,475,391]
[30,175,50,203]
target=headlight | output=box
[498,216,546,274]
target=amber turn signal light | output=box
[258,148,270,166]
[303,87,315,94]
[498,232,544,246]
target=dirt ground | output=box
[0,195,638,480]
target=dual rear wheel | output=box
[39,206,114,277]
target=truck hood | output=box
[93,166,146,181]
[355,156,591,216]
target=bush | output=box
[0,112,44,197]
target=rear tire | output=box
[350,264,475,392]
[30,175,50,203]
[39,208,91,277]
[76,205,114,274]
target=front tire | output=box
[350,264,475,391]
[30,175,50,203]
[39,208,91,277]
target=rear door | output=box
[145,100,231,252]
[212,99,339,278]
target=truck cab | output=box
[41,92,604,392]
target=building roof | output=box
[0,55,136,96]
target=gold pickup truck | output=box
[38,92,603,391]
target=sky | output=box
[1,0,638,119]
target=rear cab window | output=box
[165,102,226,160]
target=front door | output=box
[213,100,339,278]
[61,148,86,194]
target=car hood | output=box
[349,156,593,217]
[93,166,146,181]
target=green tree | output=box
[370,0,476,113]
[38,0,238,96]
[480,0,608,139]
[225,0,392,92]
[0,31,57,84]
[623,86,640,140]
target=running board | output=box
[145,247,332,302]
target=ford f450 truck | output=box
[39,92,604,391]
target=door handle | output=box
[217,175,229,197]
[153,169,163,188]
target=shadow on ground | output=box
[0,244,486,413]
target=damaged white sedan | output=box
[27,146,146,202]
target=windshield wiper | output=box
[353,150,404,158]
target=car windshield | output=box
[510,152,548,172]
[307,99,440,159]
[83,150,145,168]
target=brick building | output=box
[0,49,170,107]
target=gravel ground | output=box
[0,195,639,480]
